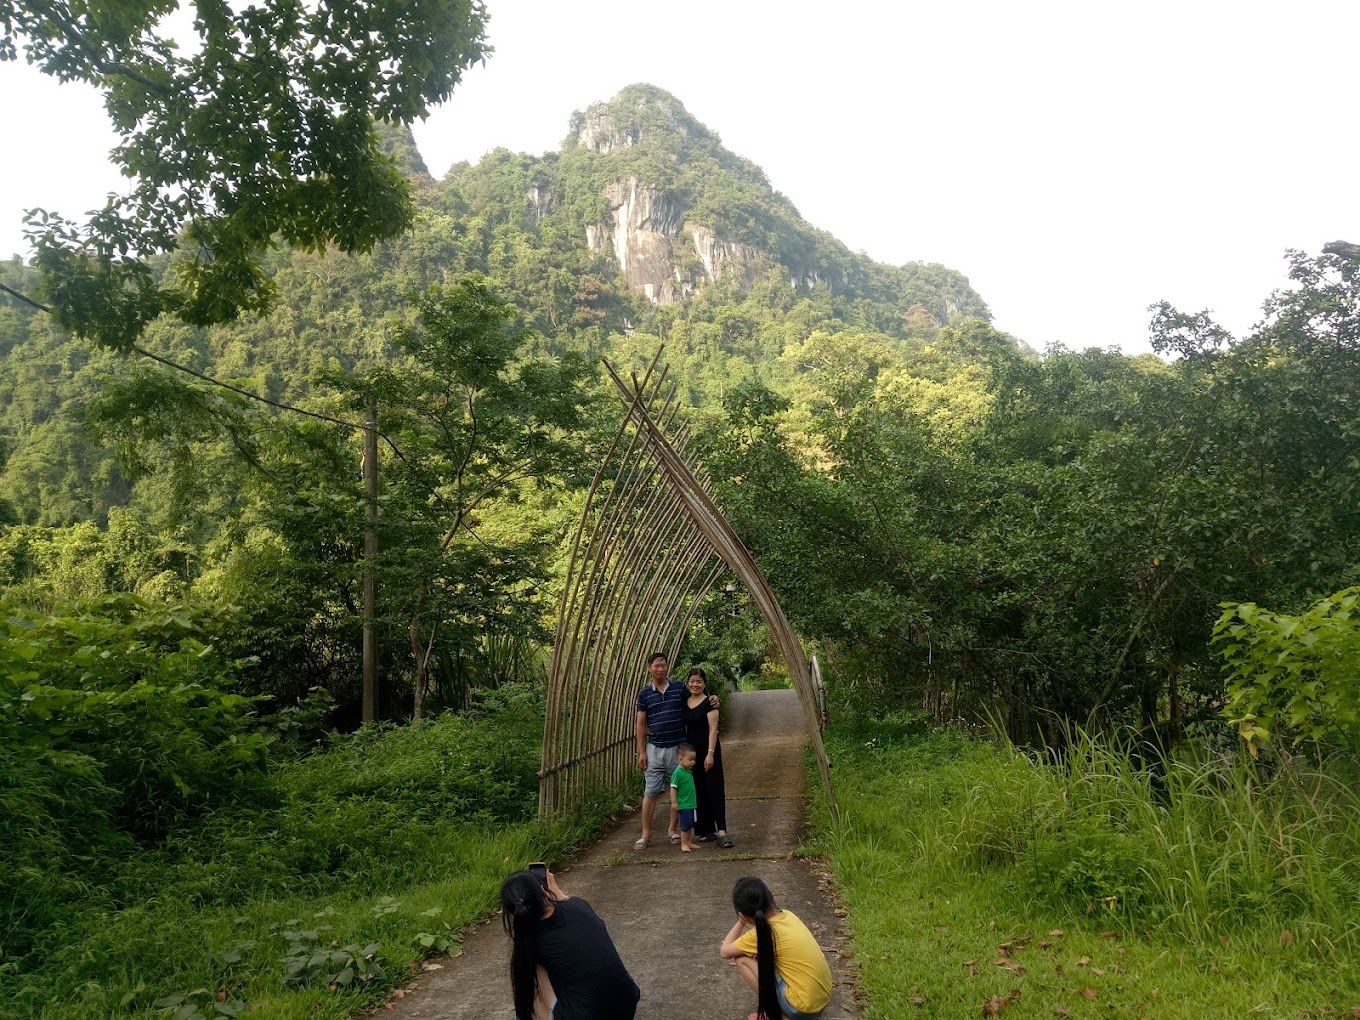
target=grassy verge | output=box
[808,715,1360,1020]
[3,685,622,1020]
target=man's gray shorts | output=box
[644,742,679,798]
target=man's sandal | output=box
[633,836,649,850]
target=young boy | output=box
[669,743,699,853]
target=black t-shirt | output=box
[683,697,717,756]
[535,897,640,1020]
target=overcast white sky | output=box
[2,0,1357,354]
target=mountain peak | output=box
[565,83,716,154]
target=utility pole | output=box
[361,397,379,724]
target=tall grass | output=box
[940,724,1360,950]
[810,713,1360,1019]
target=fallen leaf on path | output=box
[983,996,1006,1017]
[785,851,795,861]
[1080,987,1098,1000]
[1053,1007,1070,1017]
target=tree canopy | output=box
[2,0,489,348]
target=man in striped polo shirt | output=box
[634,652,716,849]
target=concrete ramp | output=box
[388,688,856,1020]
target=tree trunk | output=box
[361,398,379,724]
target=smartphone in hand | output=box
[528,862,548,888]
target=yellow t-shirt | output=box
[733,909,833,1014]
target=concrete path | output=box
[386,688,856,1020]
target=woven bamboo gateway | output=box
[538,353,840,826]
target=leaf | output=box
[1281,931,1297,946]
[1054,1007,1070,1017]
[1080,987,1098,1000]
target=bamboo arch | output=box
[538,352,839,826]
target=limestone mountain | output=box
[437,83,989,333]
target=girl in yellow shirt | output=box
[719,876,833,1020]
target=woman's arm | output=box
[719,916,749,959]
[705,709,719,770]
[545,870,571,902]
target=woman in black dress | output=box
[683,668,732,847]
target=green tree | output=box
[3,0,489,348]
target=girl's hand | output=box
[705,752,715,771]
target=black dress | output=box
[683,696,727,836]
[535,897,640,1020]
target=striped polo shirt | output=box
[636,679,686,747]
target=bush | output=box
[0,596,269,959]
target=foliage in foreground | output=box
[1217,587,1360,756]
[810,715,1360,1019]
[2,682,617,1020]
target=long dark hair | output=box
[500,871,548,1020]
[733,876,779,1020]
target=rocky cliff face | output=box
[519,83,990,324]
[583,177,760,304]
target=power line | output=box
[0,281,373,434]
[0,278,475,529]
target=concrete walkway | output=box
[387,688,856,1020]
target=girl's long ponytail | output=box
[500,872,547,1020]
[752,907,778,1020]
[732,876,779,1020]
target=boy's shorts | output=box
[677,808,696,833]
[643,742,679,797]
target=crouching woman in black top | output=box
[500,869,640,1020]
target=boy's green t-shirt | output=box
[670,765,696,809]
